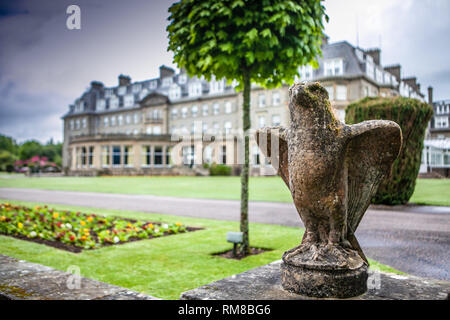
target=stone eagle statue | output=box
[256,82,402,297]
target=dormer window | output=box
[75,100,84,112]
[149,80,157,90]
[324,59,344,76]
[210,77,225,94]
[132,84,141,93]
[178,74,187,84]
[124,94,134,108]
[139,88,148,100]
[97,99,106,111]
[189,82,202,97]
[104,89,113,98]
[110,96,119,108]
[169,84,181,100]
[162,77,173,87]
[375,68,383,83]
[117,86,126,96]
[298,65,313,80]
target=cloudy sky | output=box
[0,0,449,143]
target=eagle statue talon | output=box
[256,82,402,298]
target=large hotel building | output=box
[62,39,425,176]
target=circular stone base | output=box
[281,262,368,298]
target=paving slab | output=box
[180,260,450,300]
[0,254,158,300]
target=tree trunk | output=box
[240,69,251,254]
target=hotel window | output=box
[146,127,152,135]
[153,126,162,135]
[336,85,347,101]
[258,94,266,108]
[162,77,173,87]
[299,65,313,80]
[97,99,106,111]
[69,120,74,130]
[203,146,212,164]
[110,96,119,108]
[118,115,124,126]
[252,145,260,165]
[169,84,181,100]
[213,103,220,115]
[324,59,343,76]
[182,145,195,167]
[202,104,209,116]
[152,109,161,119]
[134,112,140,124]
[125,114,131,124]
[181,106,188,118]
[139,88,148,100]
[112,146,121,167]
[132,84,141,93]
[258,116,266,128]
[272,114,281,126]
[101,146,109,167]
[178,74,187,84]
[221,146,227,164]
[189,82,202,97]
[149,80,157,89]
[213,122,219,134]
[272,92,280,106]
[104,89,113,98]
[81,147,87,167]
[124,94,134,107]
[110,116,116,126]
[191,105,198,117]
[210,78,224,94]
[81,118,87,129]
[117,86,126,96]
[324,86,334,101]
[88,146,94,167]
[171,108,178,119]
[165,146,172,166]
[75,119,80,130]
[154,146,163,166]
[202,123,208,134]
[141,146,151,167]
[124,146,133,167]
[225,101,232,114]
[224,121,232,134]
[435,116,449,128]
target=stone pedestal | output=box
[281,262,368,298]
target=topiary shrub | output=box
[345,96,433,205]
[209,163,232,176]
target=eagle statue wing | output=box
[255,126,289,187]
[345,120,402,261]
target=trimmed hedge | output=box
[209,163,232,176]
[345,96,433,205]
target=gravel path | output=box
[0,187,449,281]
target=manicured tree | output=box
[167,0,327,254]
[345,96,433,205]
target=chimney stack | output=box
[159,65,175,79]
[428,86,433,105]
[118,74,131,87]
[90,81,104,90]
[384,65,401,83]
[365,48,381,66]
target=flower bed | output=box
[0,203,199,253]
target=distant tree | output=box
[0,134,18,155]
[168,0,327,254]
[18,140,43,161]
[0,150,16,172]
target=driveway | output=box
[0,187,449,281]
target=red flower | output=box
[69,235,76,241]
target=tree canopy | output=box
[167,0,328,89]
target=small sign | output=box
[226,232,243,244]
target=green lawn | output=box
[0,199,402,300]
[1,174,449,206]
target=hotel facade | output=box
[62,40,425,176]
